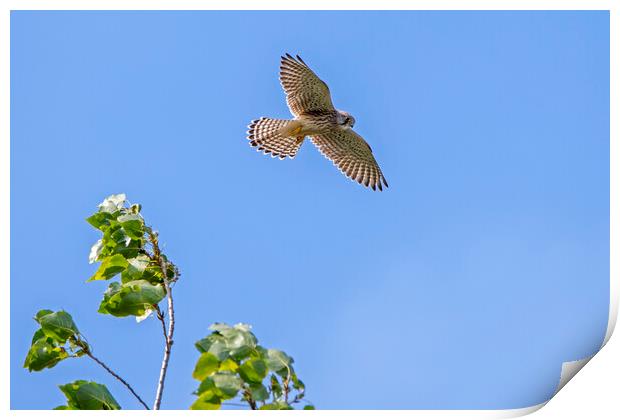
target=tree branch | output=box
[242,388,258,410]
[85,351,150,410]
[151,231,176,410]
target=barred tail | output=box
[246,117,305,159]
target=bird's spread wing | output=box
[310,129,388,191]
[280,54,335,117]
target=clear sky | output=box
[11,11,609,409]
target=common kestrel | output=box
[247,53,388,191]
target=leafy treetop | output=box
[192,323,314,410]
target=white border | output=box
[1,1,616,418]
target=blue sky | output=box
[11,11,609,409]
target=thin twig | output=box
[85,351,150,410]
[282,363,292,404]
[154,305,168,343]
[243,388,257,410]
[283,378,291,403]
[151,231,176,410]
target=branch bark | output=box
[243,388,258,410]
[152,252,176,410]
[85,351,150,410]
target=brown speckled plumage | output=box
[246,53,388,191]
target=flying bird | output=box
[247,53,388,191]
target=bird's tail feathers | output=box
[247,118,305,159]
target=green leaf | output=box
[98,280,166,317]
[249,383,269,402]
[191,390,221,410]
[99,223,144,259]
[98,193,126,213]
[263,349,293,376]
[196,372,243,400]
[269,374,282,400]
[58,380,84,407]
[303,405,315,410]
[53,405,75,410]
[112,241,143,259]
[59,380,121,410]
[291,372,305,391]
[200,323,258,361]
[193,352,219,381]
[238,358,267,384]
[34,309,54,321]
[195,377,216,396]
[195,334,216,352]
[211,372,242,399]
[106,223,129,247]
[75,382,121,409]
[89,254,128,281]
[99,281,121,306]
[219,327,245,346]
[226,329,257,360]
[30,328,46,345]
[23,337,68,371]
[195,334,230,360]
[86,212,115,231]
[218,358,239,372]
[121,255,151,283]
[117,214,144,240]
[38,310,80,343]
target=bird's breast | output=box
[297,113,337,135]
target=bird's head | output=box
[337,111,356,129]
